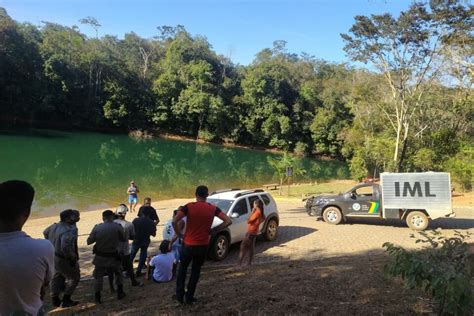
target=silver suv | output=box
[207,189,279,261]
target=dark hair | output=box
[195,185,209,198]
[253,199,265,218]
[0,180,35,222]
[159,240,170,253]
[102,210,115,218]
[60,209,75,222]
[144,197,151,204]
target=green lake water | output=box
[1,129,349,217]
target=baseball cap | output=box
[116,204,129,215]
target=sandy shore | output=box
[23,198,190,277]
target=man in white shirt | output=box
[149,240,175,283]
[0,180,55,316]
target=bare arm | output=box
[172,209,186,238]
[210,211,232,235]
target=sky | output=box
[1,0,414,65]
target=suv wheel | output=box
[323,207,343,225]
[210,234,229,261]
[406,211,429,231]
[264,218,278,241]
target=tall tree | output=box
[341,0,472,171]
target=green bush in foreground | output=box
[383,230,473,316]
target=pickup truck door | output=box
[346,184,381,216]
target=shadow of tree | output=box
[56,249,432,315]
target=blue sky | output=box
[1,0,413,65]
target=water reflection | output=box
[0,129,349,217]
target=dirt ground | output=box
[60,255,432,315]
[39,194,473,315]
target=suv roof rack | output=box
[210,188,241,196]
[234,189,264,198]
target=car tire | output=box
[210,234,229,261]
[406,211,429,231]
[264,218,278,241]
[323,207,343,225]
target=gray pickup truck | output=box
[305,172,455,230]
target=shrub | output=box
[294,141,308,156]
[349,153,367,181]
[444,147,473,191]
[197,129,216,142]
[383,230,473,315]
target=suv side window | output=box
[232,198,249,216]
[247,195,261,210]
[260,194,271,206]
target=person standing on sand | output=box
[127,181,139,212]
[173,185,232,305]
[238,199,265,266]
[43,209,81,308]
[131,206,156,277]
[87,210,127,303]
[114,204,142,287]
[138,197,159,225]
[0,180,55,316]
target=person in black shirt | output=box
[138,197,159,225]
[130,207,156,277]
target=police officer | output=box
[43,209,81,308]
[87,210,126,303]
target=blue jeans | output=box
[172,242,182,262]
[130,241,150,274]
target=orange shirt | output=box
[247,208,263,235]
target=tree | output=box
[268,152,305,195]
[341,0,472,171]
[79,16,101,38]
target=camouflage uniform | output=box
[44,222,80,297]
[87,221,126,293]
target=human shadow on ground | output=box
[75,224,318,276]
[61,249,435,316]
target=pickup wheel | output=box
[210,234,229,261]
[406,211,429,231]
[264,218,278,241]
[323,207,343,225]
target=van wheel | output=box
[323,207,343,225]
[406,211,429,231]
[210,234,229,261]
[264,219,278,241]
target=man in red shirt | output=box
[173,185,232,304]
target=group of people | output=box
[0,180,266,315]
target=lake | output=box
[1,129,349,217]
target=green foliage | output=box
[383,230,473,315]
[268,152,306,194]
[0,3,472,183]
[413,148,437,172]
[444,145,474,191]
[349,153,367,181]
[294,141,308,157]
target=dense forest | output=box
[0,1,472,189]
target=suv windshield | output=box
[207,198,234,213]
